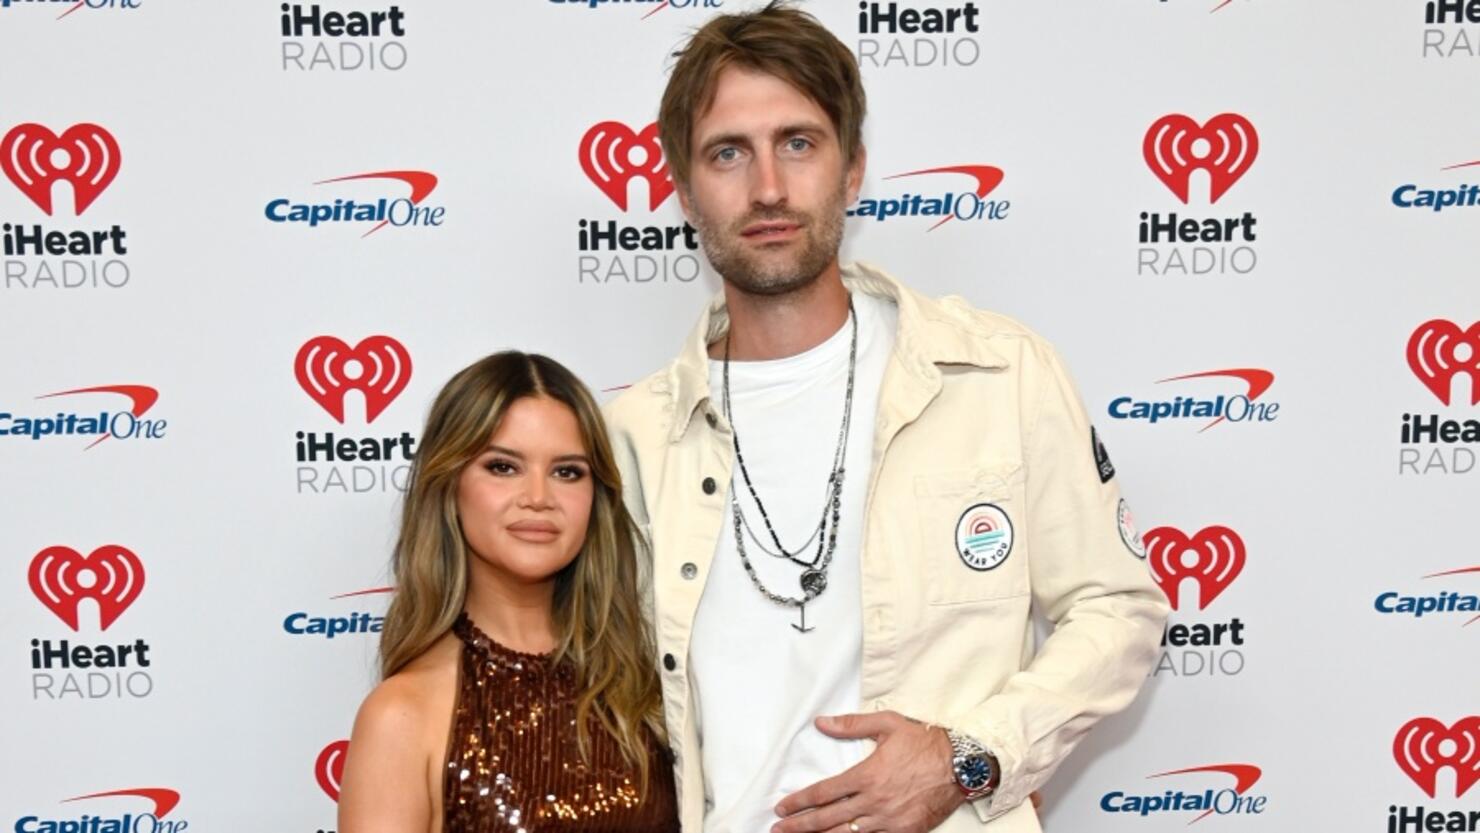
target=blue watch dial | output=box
[956,755,994,791]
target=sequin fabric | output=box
[444,614,679,833]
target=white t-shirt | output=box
[693,291,898,833]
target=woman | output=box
[339,351,677,833]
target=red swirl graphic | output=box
[63,788,180,819]
[314,170,438,237]
[1149,764,1262,824]
[881,164,1004,231]
[37,384,159,450]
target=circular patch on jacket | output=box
[955,503,1014,571]
[1118,499,1146,559]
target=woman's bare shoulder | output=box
[339,633,462,833]
[356,633,460,739]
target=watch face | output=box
[956,755,994,791]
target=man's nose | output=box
[750,150,787,207]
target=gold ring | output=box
[849,822,861,833]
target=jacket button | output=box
[705,411,718,428]
[702,477,717,495]
[681,562,698,580]
[663,653,677,671]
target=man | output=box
[606,4,1170,832]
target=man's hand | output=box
[772,711,961,833]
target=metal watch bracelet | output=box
[946,728,1000,801]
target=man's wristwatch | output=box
[945,728,1000,801]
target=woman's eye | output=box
[554,465,588,481]
[486,459,516,475]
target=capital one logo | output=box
[1,123,121,215]
[1142,526,1245,610]
[18,788,182,830]
[29,545,144,631]
[317,740,349,801]
[1100,763,1265,822]
[579,121,674,211]
[848,164,1008,231]
[1394,717,1480,798]
[1143,114,1258,204]
[295,335,412,423]
[1407,320,1480,406]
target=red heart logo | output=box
[1143,113,1258,204]
[316,740,350,802]
[294,335,412,424]
[1141,526,1245,611]
[579,121,674,211]
[1407,319,1480,406]
[1,123,122,215]
[29,545,145,631]
[1394,716,1480,798]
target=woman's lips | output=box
[507,521,560,542]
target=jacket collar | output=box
[663,262,1010,444]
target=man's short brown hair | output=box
[658,1,866,188]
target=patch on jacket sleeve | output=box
[955,503,1014,570]
[1093,426,1116,484]
[1118,499,1146,559]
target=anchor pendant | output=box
[793,603,814,633]
[793,569,827,633]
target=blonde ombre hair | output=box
[379,351,665,782]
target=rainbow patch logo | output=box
[1119,499,1147,559]
[955,503,1014,571]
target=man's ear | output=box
[675,180,695,225]
[845,144,867,205]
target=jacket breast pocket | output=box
[913,463,1029,605]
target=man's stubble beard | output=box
[689,179,848,298]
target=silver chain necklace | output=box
[722,297,857,633]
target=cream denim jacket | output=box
[606,263,1171,832]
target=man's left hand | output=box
[772,711,962,833]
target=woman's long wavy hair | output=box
[378,351,665,783]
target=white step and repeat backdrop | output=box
[1,1,1477,831]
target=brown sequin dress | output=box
[443,614,679,833]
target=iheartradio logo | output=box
[29,545,144,631]
[1407,320,1480,406]
[579,121,674,212]
[316,740,350,801]
[295,335,412,424]
[1,123,121,215]
[1143,114,1258,204]
[1143,526,1246,611]
[1394,717,1480,798]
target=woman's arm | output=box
[339,677,437,833]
